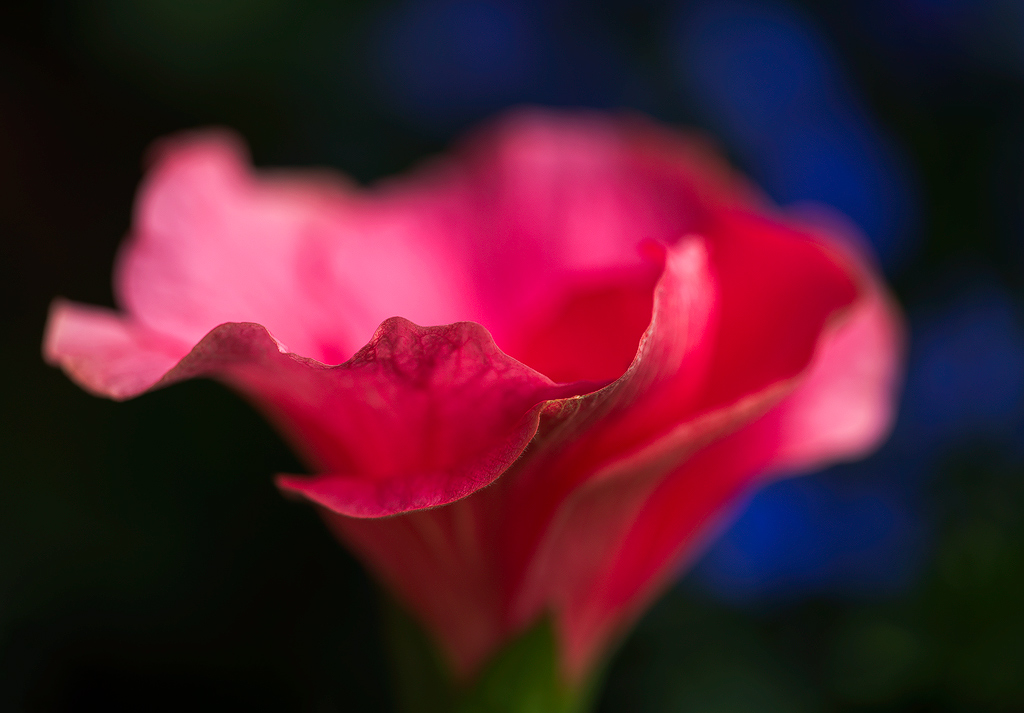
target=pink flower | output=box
[44,110,902,683]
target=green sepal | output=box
[384,599,600,713]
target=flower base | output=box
[385,600,600,713]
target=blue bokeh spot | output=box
[366,0,636,131]
[669,0,918,271]
[693,281,1024,602]
[902,283,1024,444]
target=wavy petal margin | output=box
[45,305,593,517]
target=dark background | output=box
[3,0,1024,710]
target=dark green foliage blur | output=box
[601,451,1024,712]
[2,0,1023,710]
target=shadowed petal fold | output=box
[273,318,592,516]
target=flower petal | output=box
[43,299,191,400]
[42,110,903,687]
[182,318,590,512]
[117,132,477,365]
[489,211,864,679]
[317,236,718,677]
[102,113,761,384]
[316,211,869,679]
[548,244,903,678]
[47,299,592,517]
[380,110,753,381]
[767,254,904,471]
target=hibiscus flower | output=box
[44,110,902,689]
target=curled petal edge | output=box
[44,300,594,517]
[43,299,192,401]
[550,240,905,679]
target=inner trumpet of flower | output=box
[498,267,659,384]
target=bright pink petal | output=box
[376,111,751,383]
[498,264,662,384]
[43,299,192,400]
[503,211,858,600]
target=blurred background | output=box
[2,0,1024,710]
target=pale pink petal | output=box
[43,299,191,400]
[118,132,477,365]
[104,114,760,386]
[768,257,904,471]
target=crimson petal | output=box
[46,303,595,517]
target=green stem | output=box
[384,600,601,713]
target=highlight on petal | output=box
[768,258,904,471]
